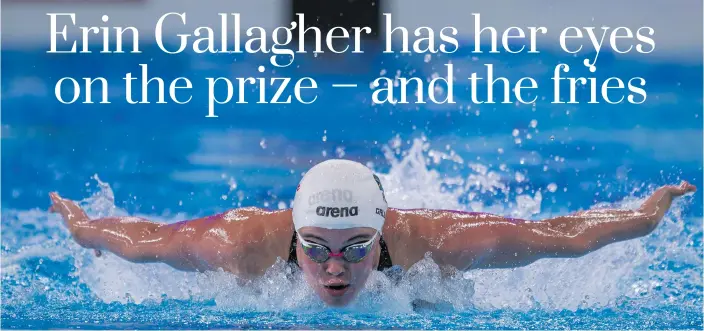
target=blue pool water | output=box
[2,40,703,329]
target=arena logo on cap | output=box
[308,189,354,206]
[316,206,359,217]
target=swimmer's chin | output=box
[317,285,358,307]
[323,298,352,307]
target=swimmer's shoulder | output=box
[380,208,423,269]
[195,207,294,276]
[381,208,493,270]
[214,206,294,244]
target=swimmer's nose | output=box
[325,259,346,276]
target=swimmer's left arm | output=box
[493,181,696,268]
[399,181,696,270]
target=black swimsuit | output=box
[287,231,394,271]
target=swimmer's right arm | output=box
[48,192,294,275]
[48,192,213,271]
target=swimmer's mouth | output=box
[324,284,349,290]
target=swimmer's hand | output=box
[49,192,102,256]
[638,180,697,227]
[49,192,88,227]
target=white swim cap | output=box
[292,159,388,233]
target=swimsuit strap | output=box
[376,235,393,271]
[287,231,393,271]
[288,231,299,266]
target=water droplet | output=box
[259,139,267,149]
[547,183,558,192]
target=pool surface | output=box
[2,39,703,329]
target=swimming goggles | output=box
[298,232,378,263]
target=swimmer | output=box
[49,159,696,307]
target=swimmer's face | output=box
[297,226,380,307]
